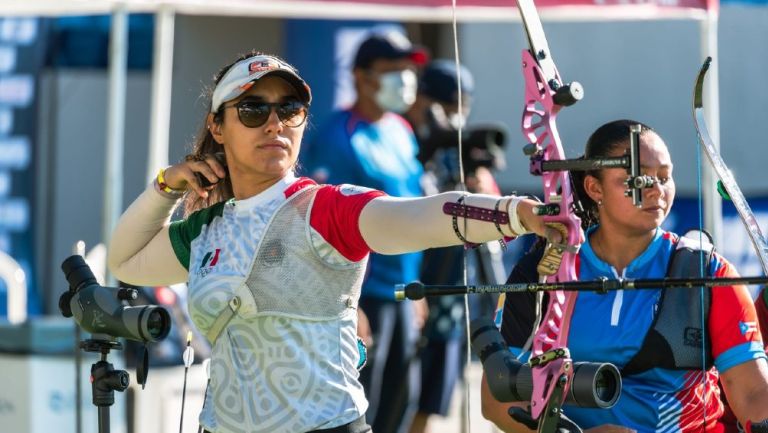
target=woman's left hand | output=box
[515,198,564,244]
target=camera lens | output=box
[570,362,621,408]
[144,307,171,341]
[118,305,172,342]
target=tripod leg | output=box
[98,406,110,433]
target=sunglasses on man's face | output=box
[223,99,308,128]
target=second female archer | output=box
[481,120,768,432]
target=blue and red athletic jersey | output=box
[501,228,766,432]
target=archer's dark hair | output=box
[571,119,656,229]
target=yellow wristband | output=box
[157,168,183,194]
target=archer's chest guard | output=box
[199,186,370,433]
[243,185,367,320]
[203,185,368,344]
[622,234,714,376]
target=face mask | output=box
[374,69,417,114]
[447,111,467,130]
[429,102,469,131]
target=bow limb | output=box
[693,57,768,275]
[516,0,585,428]
[693,57,768,430]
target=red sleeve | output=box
[709,256,764,359]
[309,184,386,262]
[755,287,768,351]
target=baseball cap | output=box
[419,60,474,105]
[211,54,312,113]
[353,32,429,70]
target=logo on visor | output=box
[249,60,279,75]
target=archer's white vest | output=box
[199,186,369,433]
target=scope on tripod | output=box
[59,255,171,343]
[470,318,621,409]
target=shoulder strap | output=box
[205,296,241,344]
[622,231,714,375]
[670,229,715,276]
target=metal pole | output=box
[699,12,722,247]
[102,5,128,287]
[147,6,176,180]
[0,251,26,324]
[73,241,85,433]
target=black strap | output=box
[622,234,714,376]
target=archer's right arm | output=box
[107,181,188,286]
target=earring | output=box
[597,199,603,207]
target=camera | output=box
[460,125,507,174]
[470,318,621,409]
[59,255,171,343]
[417,121,508,184]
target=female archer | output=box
[106,50,558,433]
[481,120,768,432]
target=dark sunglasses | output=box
[223,99,308,128]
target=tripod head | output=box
[81,338,129,408]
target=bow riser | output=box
[520,49,583,420]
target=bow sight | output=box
[526,122,655,210]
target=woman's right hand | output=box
[162,154,227,198]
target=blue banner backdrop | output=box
[0,17,45,317]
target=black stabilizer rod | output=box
[395,276,768,301]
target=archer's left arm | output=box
[358,192,549,255]
[711,257,768,424]
[720,359,768,425]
